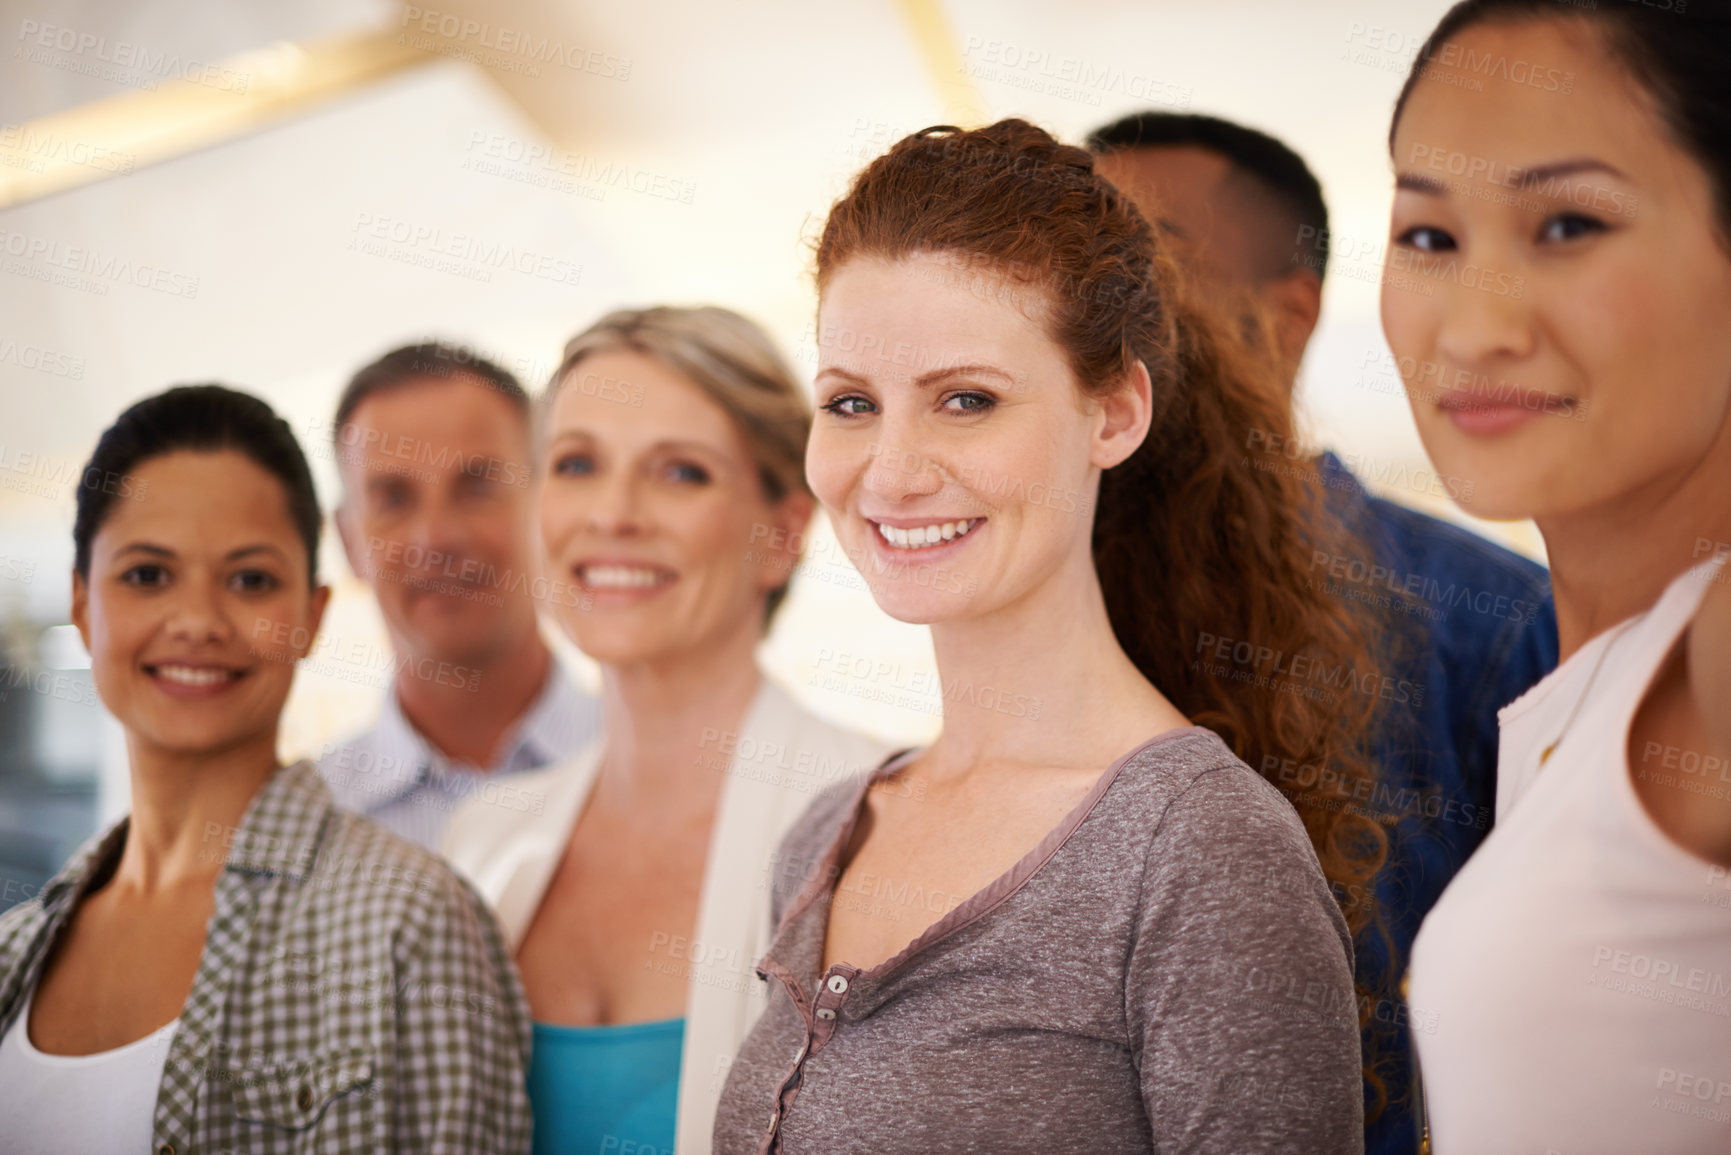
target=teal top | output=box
[528,1016,684,1155]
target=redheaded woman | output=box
[713,120,1386,1154]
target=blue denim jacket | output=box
[1314,452,1559,1155]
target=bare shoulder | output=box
[1688,572,1731,751]
[1628,573,1731,867]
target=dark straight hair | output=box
[1390,0,1731,245]
[74,384,322,583]
[1087,111,1332,281]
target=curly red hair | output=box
[817,117,1398,1113]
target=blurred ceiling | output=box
[1,0,1532,624]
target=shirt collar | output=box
[503,659,586,772]
[218,759,333,881]
[370,683,439,781]
[370,657,584,784]
[1314,449,1377,528]
[1316,449,1365,496]
[37,818,128,911]
[38,760,333,909]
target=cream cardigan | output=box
[439,676,892,1155]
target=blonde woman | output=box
[442,307,889,1155]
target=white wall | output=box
[0,0,1543,818]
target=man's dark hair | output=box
[1087,112,1331,282]
[75,384,322,582]
[333,342,530,450]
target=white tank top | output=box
[0,987,178,1152]
[1409,554,1731,1154]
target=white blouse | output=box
[1410,555,1731,1153]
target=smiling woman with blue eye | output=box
[441,307,890,1155]
[709,117,1392,1155]
[1381,2,1731,1152]
[0,385,533,1153]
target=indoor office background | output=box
[0,0,1527,908]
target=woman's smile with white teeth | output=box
[150,664,242,686]
[577,563,675,589]
[875,518,980,550]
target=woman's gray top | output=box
[712,726,1364,1154]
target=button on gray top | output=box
[713,729,1364,1155]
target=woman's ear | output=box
[753,490,817,597]
[1092,360,1154,471]
[299,584,333,661]
[71,569,90,655]
[1260,268,1323,373]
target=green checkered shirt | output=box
[0,760,532,1152]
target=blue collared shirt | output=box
[317,659,600,849]
[1316,452,1559,1155]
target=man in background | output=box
[1089,112,1559,1155]
[316,342,598,847]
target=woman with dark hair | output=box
[1381,3,1731,1151]
[712,120,1387,1154]
[0,385,532,1151]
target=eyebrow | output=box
[1395,173,1450,195]
[1517,159,1628,189]
[227,545,289,562]
[114,542,287,562]
[1396,158,1629,195]
[817,363,1017,388]
[1154,217,1189,242]
[115,542,175,559]
[546,430,731,460]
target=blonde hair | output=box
[545,305,812,624]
